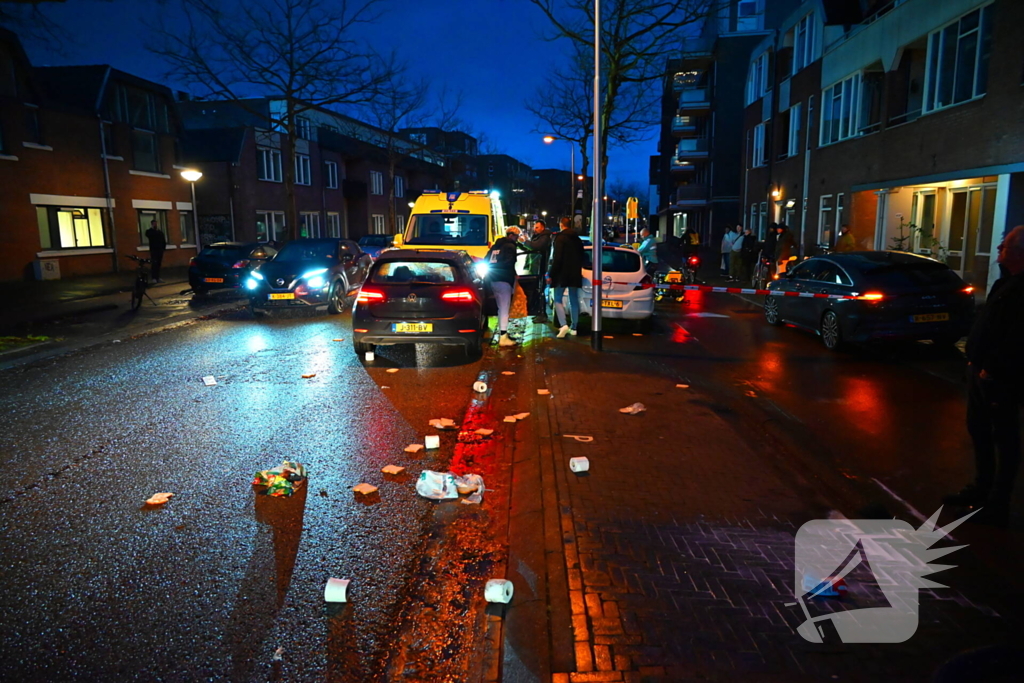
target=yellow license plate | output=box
[204,278,224,283]
[269,293,294,300]
[912,312,949,323]
[665,273,682,282]
[601,299,623,309]
[393,323,433,333]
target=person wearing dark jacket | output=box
[528,219,553,322]
[486,226,522,347]
[944,225,1024,526]
[763,223,778,261]
[145,219,167,282]
[739,227,759,284]
[774,223,797,275]
[548,216,585,338]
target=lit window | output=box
[36,206,106,249]
[924,5,992,112]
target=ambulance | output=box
[393,190,506,261]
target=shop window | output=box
[36,206,106,249]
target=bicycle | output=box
[124,254,156,311]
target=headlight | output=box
[474,262,489,278]
[245,278,259,290]
[306,275,326,289]
[251,270,264,280]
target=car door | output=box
[782,260,824,327]
[345,240,372,286]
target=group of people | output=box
[484,215,587,346]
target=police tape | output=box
[655,283,858,300]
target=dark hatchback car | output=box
[764,251,975,350]
[357,234,395,260]
[351,249,486,357]
[189,242,276,295]
[246,238,372,316]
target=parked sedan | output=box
[357,234,396,260]
[246,238,371,316]
[552,246,655,330]
[351,249,486,357]
[763,251,975,350]
[189,242,276,295]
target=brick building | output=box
[399,126,480,190]
[476,153,535,219]
[740,0,1024,296]
[0,29,193,282]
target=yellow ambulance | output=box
[393,190,506,260]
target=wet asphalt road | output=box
[0,307,484,682]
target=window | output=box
[325,161,339,189]
[736,0,762,31]
[300,212,320,238]
[752,123,766,167]
[110,84,170,133]
[746,52,769,105]
[759,202,767,238]
[857,71,884,135]
[924,5,992,112]
[256,211,285,241]
[296,117,312,140]
[394,175,405,198]
[295,154,311,185]
[326,212,341,237]
[792,13,815,75]
[138,210,168,246]
[820,74,860,145]
[836,193,845,227]
[180,211,195,244]
[36,207,106,249]
[370,170,384,195]
[371,260,457,284]
[257,147,282,182]
[131,129,159,172]
[787,103,802,157]
[372,214,386,234]
[101,121,116,156]
[818,195,833,246]
[887,40,927,126]
[25,105,44,144]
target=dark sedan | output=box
[351,249,486,358]
[763,251,975,350]
[357,234,395,260]
[246,238,372,316]
[189,242,276,295]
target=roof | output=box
[34,65,176,116]
[181,128,248,164]
[821,250,948,270]
[377,249,466,261]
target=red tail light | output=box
[357,289,386,304]
[856,292,885,301]
[634,274,654,290]
[441,288,476,302]
[189,257,196,266]
[962,286,975,295]
[232,259,251,269]
[688,256,700,266]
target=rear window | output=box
[359,235,390,247]
[405,214,489,246]
[200,245,245,257]
[859,262,962,289]
[371,260,457,284]
[583,249,641,273]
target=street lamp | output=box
[180,169,203,251]
[542,135,576,218]
[591,0,604,350]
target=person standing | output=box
[548,216,585,339]
[835,224,856,253]
[720,226,735,277]
[726,225,744,281]
[682,225,701,259]
[739,226,758,284]
[485,226,523,347]
[774,223,797,275]
[527,219,553,323]
[145,219,167,283]
[638,227,659,275]
[944,225,1024,526]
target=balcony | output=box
[675,137,708,160]
[671,115,698,137]
[674,184,709,206]
[670,158,698,173]
[672,66,708,93]
[678,87,710,113]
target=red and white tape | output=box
[656,283,857,300]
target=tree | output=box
[150,0,397,241]
[527,0,715,198]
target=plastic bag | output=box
[510,282,528,319]
[454,474,485,504]
[253,460,308,497]
[415,470,459,500]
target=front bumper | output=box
[250,287,331,309]
[190,270,245,290]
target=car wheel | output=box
[465,334,483,360]
[328,279,349,314]
[820,310,843,350]
[353,340,374,356]
[764,295,782,326]
[192,286,209,298]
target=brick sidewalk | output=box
[513,339,1017,683]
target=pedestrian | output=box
[528,219,553,323]
[720,226,735,277]
[740,226,758,284]
[726,225,745,281]
[763,222,779,264]
[944,225,1024,526]
[638,227,659,275]
[145,219,167,282]
[774,223,797,276]
[548,215,585,339]
[835,224,856,253]
[682,225,701,260]
[486,226,522,347]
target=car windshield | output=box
[274,240,336,261]
[371,260,457,284]
[200,245,245,258]
[583,248,641,273]
[359,235,390,247]
[405,214,488,246]
[858,261,962,289]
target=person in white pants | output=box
[485,226,522,346]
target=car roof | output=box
[818,250,949,272]
[376,248,466,261]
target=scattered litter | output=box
[324,577,350,603]
[382,465,405,475]
[569,457,590,473]
[428,418,458,430]
[302,373,316,379]
[332,338,344,342]
[514,412,530,420]
[404,444,424,453]
[501,371,516,376]
[474,428,494,436]
[387,368,399,373]
[424,435,440,449]
[253,461,307,497]
[145,492,174,505]
[272,647,284,662]
[676,383,690,389]
[415,470,459,500]
[632,333,643,337]
[319,489,328,497]
[381,386,390,389]
[537,389,550,396]
[455,473,485,504]
[745,390,757,398]
[503,416,518,423]
[202,375,217,387]
[352,483,378,495]
[619,402,646,415]
[473,381,488,393]
[365,351,375,362]
[112,340,121,343]
[564,434,594,443]
[484,578,514,604]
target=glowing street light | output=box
[542,134,576,217]
[180,169,203,250]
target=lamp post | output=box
[180,169,203,252]
[591,0,603,351]
[543,135,576,218]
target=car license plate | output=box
[269,293,294,300]
[204,277,224,283]
[601,299,623,309]
[393,322,432,333]
[665,272,682,283]
[912,312,949,323]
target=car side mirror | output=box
[341,253,354,262]
[392,233,404,247]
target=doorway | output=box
[947,185,996,292]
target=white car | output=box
[552,245,655,329]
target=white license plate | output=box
[601,299,623,309]
[269,293,294,300]
[393,322,433,333]
[912,312,949,323]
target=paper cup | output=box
[484,578,514,604]
[365,352,375,362]
[569,457,590,473]
[473,381,488,393]
[324,578,350,603]
[424,435,440,449]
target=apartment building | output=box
[740,0,1024,296]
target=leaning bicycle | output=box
[124,254,155,311]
